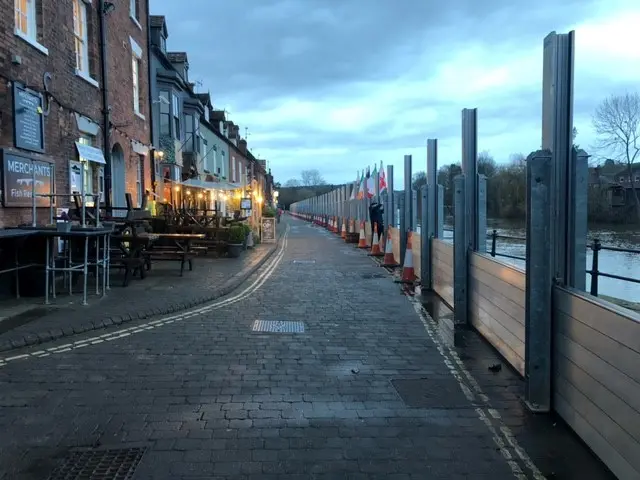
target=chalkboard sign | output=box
[12,82,45,153]
[261,217,276,244]
[1,150,54,207]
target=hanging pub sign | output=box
[1,149,54,207]
[12,82,45,153]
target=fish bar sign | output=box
[1,149,54,207]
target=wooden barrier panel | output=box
[469,253,526,375]
[390,227,400,265]
[413,232,421,280]
[553,287,640,480]
[432,239,453,307]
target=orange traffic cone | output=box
[381,229,398,267]
[341,218,347,239]
[368,223,383,256]
[357,221,369,249]
[398,231,416,283]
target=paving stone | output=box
[0,217,614,480]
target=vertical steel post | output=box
[387,165,394,231]
[569,149,588,291]
[461,108,478,250]
[427,139,438,239]
[453,175,467,326]
[420,185,430,289]
[477,175,487,253]
[402,155,412,263]
[437,185,444,239]
[525,151,553,412]
[398,194,406,266]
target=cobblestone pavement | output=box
[0,216,611,479]
[0,242,277,353]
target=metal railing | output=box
[587,239,640,296]
[442,228,640,296]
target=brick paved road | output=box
[0,217,606,479]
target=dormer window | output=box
[183,65,189,82]
[160,35,166,52]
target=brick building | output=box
[0,0,151,227]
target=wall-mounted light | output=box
[154,150,165,160]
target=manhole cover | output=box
[48,446,146,480]
[391,378,472,409]
[361,273,386,279]
[292,260,316,264]
[252,320,305,333]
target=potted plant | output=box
[227,226,245,258]
[241,223,252,250]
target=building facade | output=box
[0,0,151,227]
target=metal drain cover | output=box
[361,273,386,279]
[292,260,316,264]
[391,378,472,409]
[252,320,305,333]
[48,446,146,480]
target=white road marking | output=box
[409,298,546,480]
[0,226,290,366]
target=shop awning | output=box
[181,178,243,191]
[75,142,106,164]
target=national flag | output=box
[357,171,366,200]
[367,165,377,198]
[379,161,387,193]
[350,170,359,200]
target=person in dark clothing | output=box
[369,202,385,239]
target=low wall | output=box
[432,238,453,307]
[469,253,526,375]
[553,287,640,479]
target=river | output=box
[437,219,640,303]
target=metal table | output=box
[16,227,112,306]
[0,229,38,298]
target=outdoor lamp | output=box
[198,192,204,199]
[174,185,180,191]
[154,150,165,160]
[186,190,192,196]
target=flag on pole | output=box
[350,170,359,200]
[357,171,366,200]
[367,164,377,198]
[379,161,387,194]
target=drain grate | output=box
[391,378,472,409]
[361,273,387,279]
[47,446,146,480]
[292,260,316,264]
[252,320,305,333]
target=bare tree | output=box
[284,178,301,187]
[592,92,640,221]
[301,169,326,186]
[478,151,497,177]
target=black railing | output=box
[444,228,640,295]
[587,239,640,296]
[488,230,526,261]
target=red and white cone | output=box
[341,218,347,239]
[399,231,416,283]
[381,229,399,267]
[357,221,369,249]
[368,223,383,256]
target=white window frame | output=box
[172,93,181,139]
[14,0,48,55]
[76,134,98,206]
[232,156,236,183]
[136,156,143,207]
[129,0,141,29]
[72,0,98,88]
[130,37,144,119]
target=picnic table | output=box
[143,233,205,276]
[110,232,157,287]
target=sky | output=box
[149,0,640,188]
